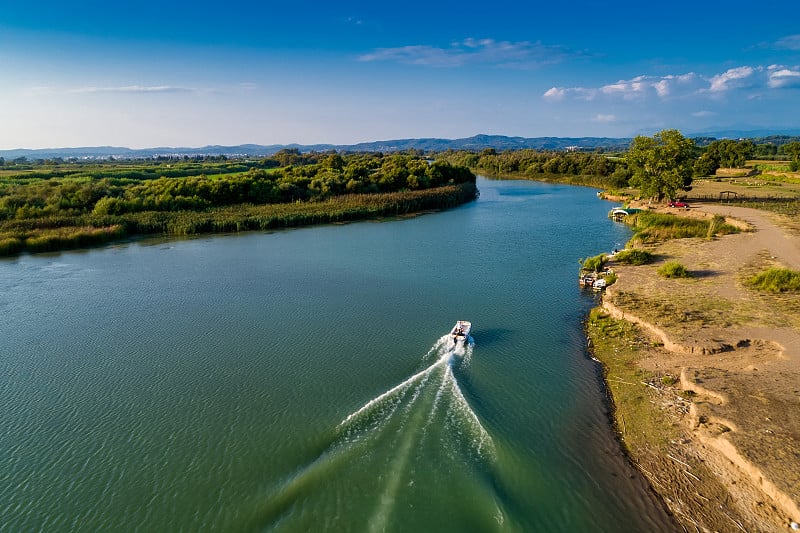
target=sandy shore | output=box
[596,203,800,532]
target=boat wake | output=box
[338,334,491,456]
[255,333,497,531]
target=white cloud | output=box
[775,34,800,51]
[543,73,705,102]
[708,66,755,92]
[70,85,199,94]
[359,38,575,68]
[542,65,800,103]
[542,87,565,101]
[592,114,616,123]
[653,80,669,97]
[600,82,628,95]
[768,68,800,89]
[691,110,716,117]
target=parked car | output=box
[668,200,689,208]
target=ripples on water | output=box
[254,335,503,532]
[0,178,675,532]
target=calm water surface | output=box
[0,177,675,531]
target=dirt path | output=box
[698,204,800,270]
[602,203,800,531]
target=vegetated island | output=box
[0,151,477,257]
[575,130,800,531]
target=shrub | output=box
[746,268,800,292]
[661,375,677,386]
[614,249,653,265]
[92,196,126,216]
[580,253,608,272]
[658,261,691,278]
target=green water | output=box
[0,177,675,531]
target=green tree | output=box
[754,143,778,158]
[625,129,695,201]
[693,139,753,175]
[322,153,344,171]
[783,141,800,161]
[693,152,718,177]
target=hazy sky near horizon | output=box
[2,0,799,149]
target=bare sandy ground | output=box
[602,203,800,531]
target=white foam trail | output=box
[422,335,451,363]
[367,411,418,533]
[262,334,495,531]
[425,364,451,427]
[462,337,474,364]
[367,369,434,533]
[401,367,432,416]
[416,362,454,452]
[447,364,494,455]
[339,354,448,429]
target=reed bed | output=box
[0,183,477,257]
[625,212,738,246]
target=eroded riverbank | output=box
[589,203,800,531]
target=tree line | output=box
[0,152,474,221]
[437,148,631,189]
[437,132,800,201]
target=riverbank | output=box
[589,203,800,531]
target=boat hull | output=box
[451,320,472,344]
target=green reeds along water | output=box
[0,183,477,256]
[0,177,675,532]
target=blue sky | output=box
[1,0,799,148]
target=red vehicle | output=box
[668,200,689,208]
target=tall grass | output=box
[23,226,127,253]
[625,212,738,246]
[747,268,800,292]
[0,237,22,255]
[0,183,478,257]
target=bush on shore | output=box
[614,249,654,265]
[580,253,608,272]
[658,261,691,279]
[746,267,800,292]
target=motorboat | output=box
[451,320,472,345]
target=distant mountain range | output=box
[2,131,799,160]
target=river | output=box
[0,177,675,531]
